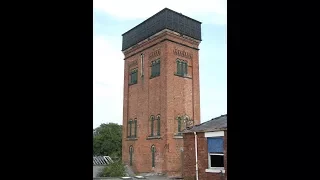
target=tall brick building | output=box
[121,8,202,177]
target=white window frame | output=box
[206,153,225,173]
[205,131,225,173]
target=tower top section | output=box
[121,8,202,51]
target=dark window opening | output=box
[128,120,132,137]
[176,59,188,77]
[177,117,182,133]
[210,154,224,167]
[134,119,137,138]
[130,69,138,85]
[129,146,133,166]
[151,145,155,168]
[150,59,160,78]
[156,115,160,136]
[128,119,137,138]
[150,116,154,137]
[141,53,144,77]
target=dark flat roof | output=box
[122,8,202,51]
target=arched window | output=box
[150,115,155,136]
[156,115,160,136]
[177,116,182,133]
[134,118,137,138]
[177,115,193,135]
[129,146,134,166]
[184,115,194,128]
[128,119,133,137]
[127,119,138,138]
[151,145,156,168]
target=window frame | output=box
[208,153,224,170]
[151,145,156,168]
[156,115,160,136]
[129,146,134,166]
[134,118,137,138]
[175,59,188,77]
[129,68,138,85]
[205,132,225,173]
[128,119,132,138]
[177,116,182,134]
[150,59,160,78]
[150,115,154,137]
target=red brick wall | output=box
[183,131,227,180]
[122,29,201,177]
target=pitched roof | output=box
[183,114,227,133]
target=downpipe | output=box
[194,132,199,180]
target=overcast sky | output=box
[93,0,227,128]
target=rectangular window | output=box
[150,59,160,78]
[183,62,188,75]
[141,54,144,77]
[209,153,224,168]
[177,61,182,75]
[176,59,188,77]
[130,69,138,85]
[208,137,223,153]
[207,137,224,170]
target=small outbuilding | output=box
[182,114,227,180]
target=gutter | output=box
[194,132,199,180]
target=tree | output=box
[93,123,122,158]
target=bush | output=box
[99,161,126,177]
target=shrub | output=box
[99,161,126,177]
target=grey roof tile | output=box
[183,114,227,133]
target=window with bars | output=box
[150,59,160,78]
[130,68,138,85]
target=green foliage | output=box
[93,123,122,158]
[98,161,126,177]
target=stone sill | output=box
[146,136,161,140]
[205,168,225,173]
[173,134,183,139]
[149,74,160,79]
[174,73,192,79]
[129,82,138,86]
[126,137,138,141]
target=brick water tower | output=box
[121,8,202,177]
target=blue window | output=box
[207,137,223,153]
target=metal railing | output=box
[93,156,114,166]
